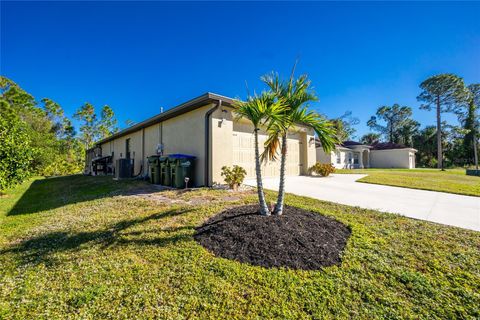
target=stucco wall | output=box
[116,130,143,175]
[143,124,161,174]
[212,108,313,183]
[228,115,310,180]
[304,128,317,174]
[99,104,212,186]
[316,148,353,169]
[100,131,143,175]
[370,149,415,169]
[211,106,234,185]
[160,104,212,186]
[337,150,350,169]
[316,148,333,166]
[100,141,111,157]
[96,102,316,186]
[318,147,416,169]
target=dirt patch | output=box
[119,185,251,206]
[120,186,183,205]
[220,195,242,202]
[194,205,351,270]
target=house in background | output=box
[85,93,317,186]
[316,140,417,169]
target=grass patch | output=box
[0,175,479,318]
[335,168,480,196]
[0,175,146,243]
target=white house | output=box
[316,141,417,169]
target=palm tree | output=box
[234,92,287,216]
[261,72,337,215]
[464,84,480,169]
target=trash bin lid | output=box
[147,155,160,162]
[168,154,196,160]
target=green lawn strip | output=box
[0,175,146,244]
[0,177,45,244]
[0,176,479,318]
[335,169,480,197]
[335,168,466,175]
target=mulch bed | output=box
[194,205,351,270]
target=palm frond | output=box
[299,109,338,152]
[259,70,325,161]
[260,124,282,162]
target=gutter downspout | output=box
[141,128,145,176]
[204,100,222,187]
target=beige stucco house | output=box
[86,93,317,186]
[316,141,417,169]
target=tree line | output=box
[2,72,478,192]
[0,76,120,191]
[335,74,480,169]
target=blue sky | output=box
[2,1,479,138]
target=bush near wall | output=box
[221,165,247,190]
[311,163,336,177]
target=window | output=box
[336,151,341,164]
[346,152,352,163]
[353,153,359,165]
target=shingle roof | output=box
[371,142,409,150]
[342,140,365,147]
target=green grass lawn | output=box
[1,175,479,318]
[335,168,480,196]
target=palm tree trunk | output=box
[473,133,478,170]
[274,134,287,215]
[254,129,270,216]
[473,103,478,170]
[436,97,443,170]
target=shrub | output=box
[311,163,336,177]
[0,114,33,192]
[221,165,247,191]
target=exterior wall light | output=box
[219,109,228,126]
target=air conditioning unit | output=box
[115,159,134,179]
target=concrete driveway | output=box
[244,174,480,231]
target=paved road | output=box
[244,174,480,231]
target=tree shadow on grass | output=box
[1,208,194,266]
[7,175,168,216]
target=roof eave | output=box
[96,92,235,145]
[372,147,418,152]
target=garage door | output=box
[232,131,302,178]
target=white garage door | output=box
[232,131,302,178]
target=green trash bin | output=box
[147,156,161,184]
[168,154,196,188]
[159,156,171,186]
